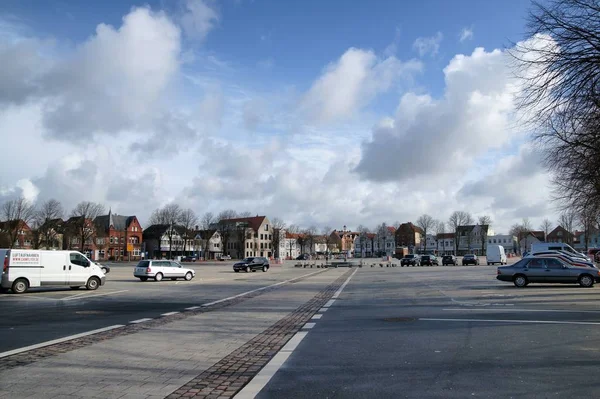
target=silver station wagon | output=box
[133,260,196,282]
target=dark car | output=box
[442,255,457,266]
[462,254,480,266]
[95,262,110,274]
[233,257,270,273]
[497,257,600,287]
[421,255,439,266]
[401,254,420,266]
[181,256,196,262]
[296,254,309,260]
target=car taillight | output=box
[146,267,151,273]
[497,270,501,275]
[3,256,8,273]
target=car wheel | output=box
[513,274,528,288]
[184,272,193,281]
[86,277,100,291]
[139,277,148,281]
[101,267,108,274]
[579,274,594,288]
[155,272,163,282]
[11,278,29,294]
[245,266,251,273]
[262,265,268,272]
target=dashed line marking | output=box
[319,307,329,312]
[129,318,153,324]
[324,299,336,308]
[311,314,323,320]
[303,323,316,329]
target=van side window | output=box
[70,253,89,267]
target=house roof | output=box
[436,233,454,239]
[0,219,31,232]
[143,224,188,239]
[195,229,217,239]
[518,230,545,241]
[220,216,266,232]
[387,226,397,234]
[547,225,574,239]
[95,211,136,232]
[397,222,424,235]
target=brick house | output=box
[395,222,424,253]
[94,210,143,261]
[547,225,575,245]
[218,216,273,259]
[64,216,97,257]
[0,219,33,249]
[329,227,359,254]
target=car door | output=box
[170,261,184,277]
[68,252,91,286]
[523,258,547,282]
[544,258,575,283]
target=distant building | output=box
[194,229,222,260]
[330,226,359,254]
[395,223,424,253]
[435,233,455,255]
[487,234,518,254]
[547,225,575,245]
[94,210,143,261]
[518,231,545,254]
[218,216,273,259]
[0,219,33,249]
[456,225,494,255]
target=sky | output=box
[0,0,557,234]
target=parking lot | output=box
[3,259,600,398]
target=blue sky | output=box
[0,0,556,234]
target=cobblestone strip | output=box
[165,269,354,399]
[0,269,329,372]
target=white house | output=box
[280,231,301,259]
[487,234,517,253]
[194,230,222,260]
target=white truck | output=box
[486,245,507,265]
[1,249,106,294]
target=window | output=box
[70,253,89,267]
[261,234,264,240]
[528,258,544,269]
[110,237,114,244]
[546,258,564,269]
[260,243,264,249]
[265,224,269,231]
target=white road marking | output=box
[420,317,600,326]
[332,268,358,298]
[201,270,325,307]
[0,325,124,359]
[303,323,316,329]
[319,307,329,313]
[235,268,359,399]
[324,299,336,308]
[129,318,153,324]
[61,290,129,301]
[185,306,201,310]
[161,312,180,316]
[443,308,600,314]
[311,314,323,320]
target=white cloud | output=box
[300,48,422,124]
[460,27,473,42]
[180,0,219,41]
[413,32,443,57]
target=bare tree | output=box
[1,197,36,249]
[579,206,598,251]
[478,215,493,254]
[558,210,577,245]
[322,226,333,255]
[522,217,532,232]
[448,211,472,254]
[178,208,198,256]
[216,209,238,258]
[375,223,390,256]
[512,0,600,216]
[238,211,253,218]
[434,220,445,254]
[539,219,553,240]
[271,217,287,259]
[35,199,64,249]
[69,201,105,254]
[356,225,371,257]
[200,212,216,229]
[305,226,317,255]
[416,215,435,253]
[149,204,183,259]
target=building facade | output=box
[94,211,143,261]
[219,216,273,259]
[0,219,33,249]
[456,224,494,255]
[395,223,424,253]
[194,229,222,260]
[487,234,518,254]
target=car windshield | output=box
[242,258,255,262]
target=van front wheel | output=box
[12,278,29,294]
[86,277,100,291]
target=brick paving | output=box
[165,269,354,399]
[0,269,329,373]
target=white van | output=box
[531,242,579,256]
[1,249,106,294]
[486,245,507,265]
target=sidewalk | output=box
[0,269,346,399]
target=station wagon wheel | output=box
[184,272,193,281]
[155,272,163,282]
[513,274,528,288]
[262,265,268,272]
[245,266,251,273]
[86,277,100,291]
[579,274,594,288]
[11,278,29,294]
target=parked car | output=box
[133,260,195,282]
[526,250,596,269]
[497,256,600,287]
[420,255,439,266]
[233,257,270,273]
[442,255,457,266]
[96,262,110,274]
[219,255,232,261]
[181,256,197,262]
[401,254,420,266]
[462,254,480,266]
[296,254,309,260]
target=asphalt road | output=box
[0,262,320,353]
[258,265,600,398]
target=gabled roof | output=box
[548,225,574,239]
[143,224,189,239]
[95,211,136,232]
[436,233,454,239]
[0,219,31,232]
[195,229,218,239]
[220,216,266,232]
[387,226,397,234]
[397,222,424,235]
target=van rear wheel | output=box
[86,277,100,291]
[12,278,29,294]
